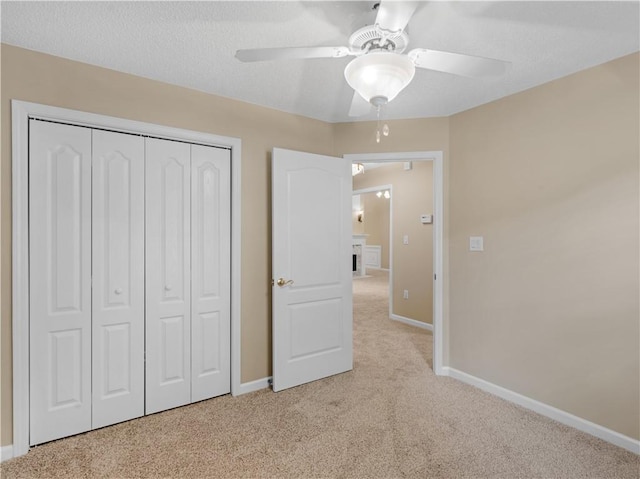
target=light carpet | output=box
[2,270,638,478]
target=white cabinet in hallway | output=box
[28,119,231,446]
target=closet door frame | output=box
[11,100,242,458]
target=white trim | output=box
[230,139,242,398]
[432,156,444,375]
[390,314,433,331]
[441,367,640,455]
[11,101,31,458]
[347,151,445,376]
[11,100,242,457]
[1,445,14,463]
[237,377,272,395]
[352,184,393,196]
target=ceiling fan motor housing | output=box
[349,25,409,54]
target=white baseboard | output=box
[390,314,433,331]
[441,367,640,455]
[237,376,272,395]
[1,444,14,463]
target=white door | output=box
[145,138,192,414]
[190,145,231,401]
[271,148,353,392]
[91,130,145,428]
[29,120,92,444]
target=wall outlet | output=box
[403,289,409,299]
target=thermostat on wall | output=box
[420,214,433,224]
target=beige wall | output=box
[449,53,639,439]
[1,42,638,447]
[358,191,390,269]
[0,44,335,446]
[353,163,434,323]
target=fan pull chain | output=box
[375,105,390,144]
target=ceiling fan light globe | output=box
[344,52,415,104]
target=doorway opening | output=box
[345,152,444,375]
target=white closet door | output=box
[145,138,192,414]
[190,145,231,402]
[29,120,92,445]
[91,130,145,428]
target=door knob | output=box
[114,288,123,295]
[276,278,294,287]
[165,285,172,291]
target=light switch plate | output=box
[469,236,484,252]
[403,235,409,245]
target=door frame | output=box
[11,100,242,457]
[345,152,444,376]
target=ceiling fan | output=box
[235,1,510,118]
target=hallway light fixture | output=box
[352,163,364,176]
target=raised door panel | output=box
[92,130,145,428]
[29,120,92,445]
[190,145,231,402]
[145,138,192,414]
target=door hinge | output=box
[434,274,437,280]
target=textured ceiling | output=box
[2,1,639,123]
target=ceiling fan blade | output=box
[375,1,419,35]
[408,49,510,78]
[235,46,350,62]
[348,92,372,117]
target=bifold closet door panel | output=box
[29,120,92,445]
[190,145,231,402]
[145,138,192,414]
[91,130,145,428]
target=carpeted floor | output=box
[2,269,638,478]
